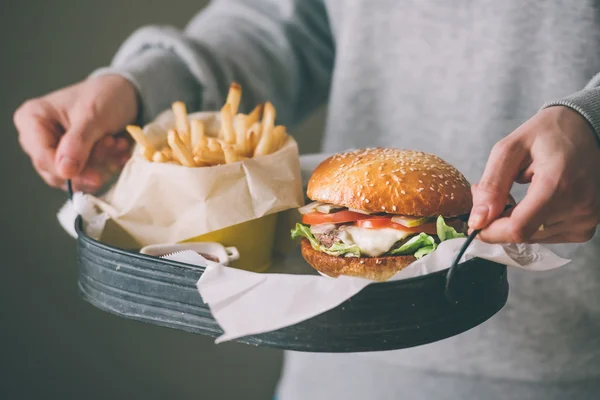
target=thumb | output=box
[55,120,104,179]
[470,139,528,230]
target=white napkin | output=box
[163,240,570,344]
[57,192,109,240]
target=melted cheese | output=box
[340,226,412,257]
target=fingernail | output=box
[59,156,80,175]
[468,205,489,228]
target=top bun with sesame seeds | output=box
[307,148,472,217]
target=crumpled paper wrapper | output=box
[61,110,304,247]
[159,239,570,344]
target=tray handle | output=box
[66,179,74,201]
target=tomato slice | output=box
[302,210,369,225]
[356,218,438,234]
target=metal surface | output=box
[75,216,509,353]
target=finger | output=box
[39,169,65,189]
[530,214,600,241]
[515,165,534,184]
[17,115,61,175]
[477,172,559,243]
[543,206,594,226]
[115,137,131,152]
[88,137,112,166]
[469,138,529,230]
[55,120,105,179]
[468,206,514,235]
[72,167,105,190]
[533,228,596,244]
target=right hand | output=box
[14,74,139,193]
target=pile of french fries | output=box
[125,82,289,167]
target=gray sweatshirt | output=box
[94,1,600,398]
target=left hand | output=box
[469,106,600,244]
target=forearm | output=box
[93,0,334,126]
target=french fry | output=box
[140,145,154,161]
[167,129,195,167]
[161,148,173,161]
[222,144,239,164]
[207,137,223,153]
[193,156,210,167]
[272,125,287,152]
[126,125,155,152]
[220,104,236,144]
[234,114,249,155]
[152,151,168,163]
[190,119,207,155]
[246,122,261,154]
[247,103,263,126]
[196,147,226,165]
[172,101,191,149]
[225,82,242,115]
[254,101,276,156]
[140,84,290,168]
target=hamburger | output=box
[291,148,472,281]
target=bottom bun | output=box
[300,239,416,282]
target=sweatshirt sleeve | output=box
[91,0,335,126]
[542,72,600,142]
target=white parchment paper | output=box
[162,239,569,343]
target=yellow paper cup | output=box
[181,213,278,273]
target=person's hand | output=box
[469,106,600,244]
[14,75,139,193]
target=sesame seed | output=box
[418,179,423,183]
[386,181,390,185]
[392,206,397,212]
[401,190,406,195]
[430,187,435,191]
[381,206,386,210]
[376,259,382,265]
[365,199,370,203]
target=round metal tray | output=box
[75,216,509,353]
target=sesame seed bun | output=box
[301,239,416,282]
[307,148,472,217]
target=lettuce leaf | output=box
[389,233,437,258]
[414,245,437,259]
[291,223,361,257]
[436,215,466,241]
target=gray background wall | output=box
[1,1,325,399]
